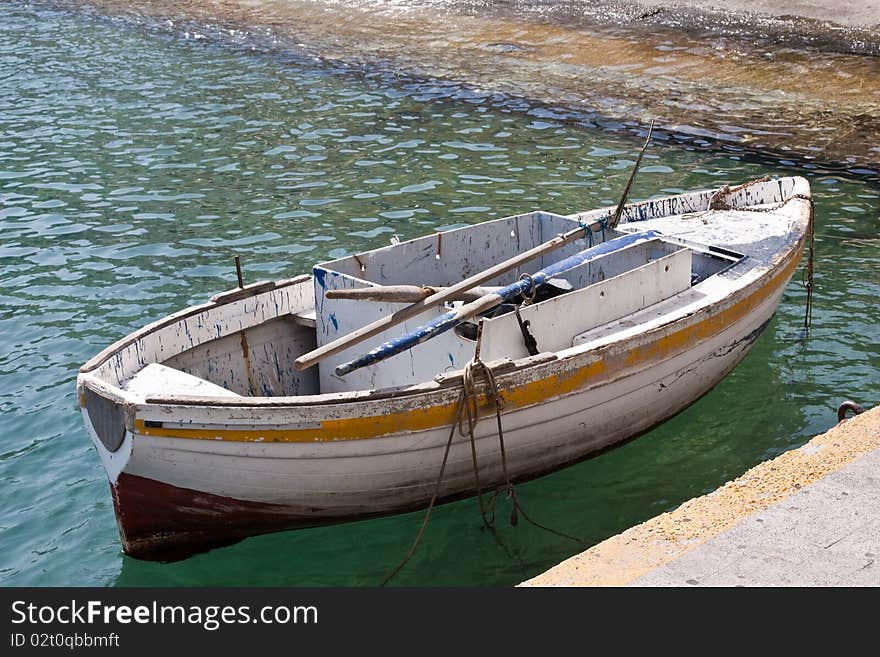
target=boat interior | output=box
[89,207,750,404]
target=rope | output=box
[579,219,593,246]
[801,195,815,331]
[382,333,587,585]
[381,384,470,586]
[460,357,588,547]
[578,215,609,246]
[461,358,500,529]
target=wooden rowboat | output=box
[77,176,812,560]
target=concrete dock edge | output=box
[520,404,880,587]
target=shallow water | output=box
[0,2,878,586]
[64,0,880,171]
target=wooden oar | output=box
[326,280,572,304]
[293,216,613,371]
[334,230,661,377]
[325,284,500,304]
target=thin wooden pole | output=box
[234,255,244,288]
[609,119,655,230]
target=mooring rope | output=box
[801,195,815,331]
[382,329,587,585]
[460,358,502,529]
[380,385,469,586]
[458,357,588,545]
[726,191,815,330]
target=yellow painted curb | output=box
[520,404,880,586]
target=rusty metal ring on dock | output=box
[837,400,865,423]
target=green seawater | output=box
[1,2,877,586]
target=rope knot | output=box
[579,216,610,246]
[578,219,590,238]
[578,219,594,246]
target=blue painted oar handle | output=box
[335,230,661,376]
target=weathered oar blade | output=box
[335,230,661,377]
